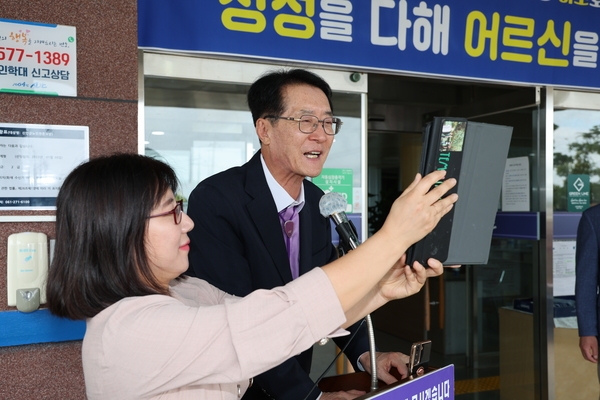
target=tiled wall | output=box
[0,1,138,397]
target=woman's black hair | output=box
[46,153,179,320]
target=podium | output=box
[319,365,455,399]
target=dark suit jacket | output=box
[186,151,369,400]
[576,204,600,338]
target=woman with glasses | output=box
[46,153,456,400]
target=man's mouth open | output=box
[305,151,321,159]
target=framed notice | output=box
[0,123,89,211]
[0,18,77,96]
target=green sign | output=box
[313,168,353,212]
[567,174,590,212]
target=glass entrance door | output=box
[141,52,369,383]
[553,90,600,211]
[467,104,544,400]
[363,74,544,399]
[446,102,544,400]
[551,90,600,400]
[141,54,367,229]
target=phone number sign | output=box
[0,18,76,97]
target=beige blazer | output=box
[82,268,345,399]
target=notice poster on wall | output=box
[0,123,89,210]
[502,156,530,212]
[553,240,576,297]
[0,18,77,96]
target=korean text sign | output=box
[138,0,600,90]
[366,364,454,399]
[0,123,89,210]
[0,18,77,96]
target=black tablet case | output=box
[406,117,513,266]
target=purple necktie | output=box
[279,206,300,279]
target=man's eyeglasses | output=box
[265,115,343,136]
[148,200,184,225]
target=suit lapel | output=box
[245,152,294,283]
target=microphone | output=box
[319,192,379,392]
[319,192,360,253]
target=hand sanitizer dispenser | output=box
[7,232,48,313]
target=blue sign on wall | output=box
[138,0,600,90]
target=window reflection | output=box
[144,79,362,211]
[554,109,600,210]
[145,106,258,202]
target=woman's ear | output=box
[256,118,271,145]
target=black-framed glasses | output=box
[148,200,184,225]
[265,115,343,135]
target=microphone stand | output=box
[335,220,378,392]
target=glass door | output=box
[140,52,369,380]
[553,90,600,211]
[141,54,368,233]
[550,89,600,400]
[361,73,545,399]
[449,101,544,400]
[467,104,544,400]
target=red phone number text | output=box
[0,47,70,66]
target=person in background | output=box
[186,68,422,399]
[575,203,600,398]
[46,153,457,400]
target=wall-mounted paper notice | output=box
[0,123,89,210]
[502,156,530,212]
[553,240,576,297]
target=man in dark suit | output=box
[575,203,600,387]
[186,69,408,400]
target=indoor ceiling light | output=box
[151,131,165,136]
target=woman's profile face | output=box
[145,189,194,287]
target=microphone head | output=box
[319,192,347,217]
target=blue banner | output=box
[138,0,600,90]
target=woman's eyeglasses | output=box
[148,200,183,225]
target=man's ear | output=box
[256,118,271,145]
